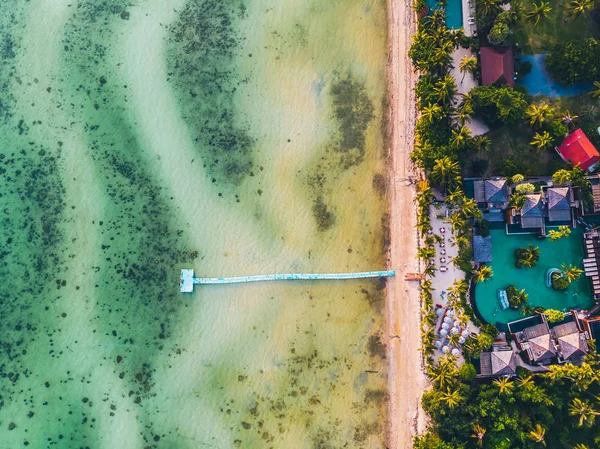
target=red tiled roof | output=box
[480,47,515,87]
[557,129,600,171]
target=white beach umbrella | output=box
[442,346,449,353]
[453,320,460,328]
[461,330,469,337]
[434,340,442,348]
[440,329,448,337]
[442,323,450,330]
[451,327,460,335]
[447,310,455,317]
[444,316,452,323]
[436,308,444,316]
[458,337,466,344]
[451,348,460,356]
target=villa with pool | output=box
[466,173,600,369]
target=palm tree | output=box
[459,55,478,83]
[412,0,428,15]
[472,135,491,153]
[440,388,465,408]
[471,424,487,447]
[435,75,457,104]
[573,444,591,449]
[493,377,515,395]
[520,303,535,316]
[569,397,599,427]
[473,265,493,283]
[431,157,460,187]
[450,126,472,149]
[509,193,526,209]
[418,246,436,260]
[561,263,584,283]
[517,374,535,391]
[512,173,525,184]
[525,1,552,25]
[531,131,553,150]
[589,81,600,100]
[460,197,482,220]
[566,0,596,19]
[421,104,443,123]
[561,110,579,128]
[448,213,466,234]
[581,105,598,121]
[427,357,457,389]
[446,187,465,206]
[527,424,547,445]
[526,103,554,127]
[477,0,501,16]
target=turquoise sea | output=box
[0,0,390,447]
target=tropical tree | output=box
[552,169,572,185]
[477,0,502,16]
[527,424,547,445]
[473,265,493,283]
[472,135,491,153]
[515,182,535,194]
[412,0,428,15]
[561,263,584,283]
[573,444,591,449]
[427,356,458,389]
[418,246,436,260]
[544,308,566,323]
[511,173,525,184]
[548,225,571,241]
[581,105,598,121]
[589,81,600,100]
[459,55,478,83]
[459,197,482,220]
[531,131,554,150]
[446,187,465,206]
[435,74,457,104]
[421,103,443,123]
[566,0,596,19]
[525,102,554,127]
[525,1,552,25]
[517,374,535,391]
[431,157,460,187]
[440,388,465,408]
[448,213,466,234]
[561,110,579,128]
[509,192,526,209]
[471,424,486,447]
[493,377,515,395]
[450,125,471,149]
[569,397,599,427]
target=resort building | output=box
[479,46,515,87]
[582,230,600,299]
[479,347,517,377]
[556,129,600,172]
[544,186,574,223]
[473,178,510,210]
[551,320,588,364]
[511,316,557,365]
[519,193,545,229]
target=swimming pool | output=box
[427,0,463,29]
[518,54,592,97]
[474,228,593,329]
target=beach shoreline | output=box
[386,1,428,448]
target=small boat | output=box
[497,289,510,310]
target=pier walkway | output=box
[180,269,395,292]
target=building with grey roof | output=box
[552,321,588,364]
[520,193,545,229]
[545,187,573,222]
[513,321,557,365]
[474,178,510,210]
[479,349,517,377]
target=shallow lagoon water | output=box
[0,0,390,447]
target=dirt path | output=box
[386,1,428,448]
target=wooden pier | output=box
[180,269,395,293]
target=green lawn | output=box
[513,0,600,54]
[474,228,594,329]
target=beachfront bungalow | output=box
[480,47,515,87]
[552,320,588,364]
[556,129,600,172]
[520,193,545,229]
[512,319,557,365]
[473,178,510,210]
[478,348,517,377]
[545,186,574,223]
